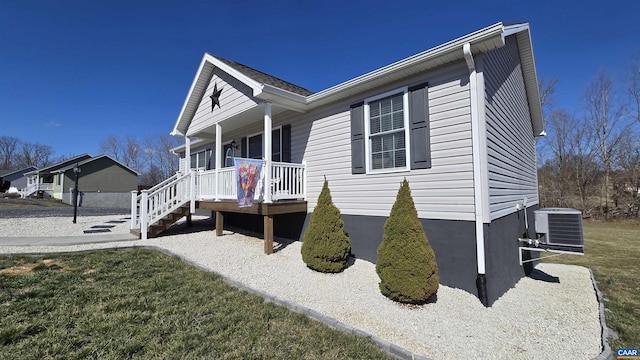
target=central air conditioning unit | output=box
[534,208,584,254]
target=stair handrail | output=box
[20,183,39,198]
[134,171,193,239]
[131,172,181,230]
[140,172,181,198]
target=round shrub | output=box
[301,178,351,273]
[376,179,439,304]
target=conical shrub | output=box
[376,179,439,303]
[301,178,351,273]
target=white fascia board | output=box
[502,23,530,38]
[259,84,308,112]
[204,53,264,96]
[306,22,506,107]
[172,56,212,136]
[502,23,544,136]
[172,53,265,137]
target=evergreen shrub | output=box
[301,178,351,273]
[376,179,439,304]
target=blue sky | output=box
[1,0,638,159]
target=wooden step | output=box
[133,205,190,239]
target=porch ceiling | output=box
[188,103,290,139]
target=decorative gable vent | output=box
[534,208,584,253]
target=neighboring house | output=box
[0,166,36,191]
[133,22,544,306]
[23,154,92,198]
[24,154,139,208]
[54,155,139,208]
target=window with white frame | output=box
[190,149,209,170]
[245,127,283,161]
[365,89,409,172]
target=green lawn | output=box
[542,220,640,349]
[0,249,392,360]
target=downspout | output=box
[464,43,488,306]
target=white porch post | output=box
[264,103,272,203]
[184,136,191,173]
[215,123,222,201]
[184,135,196,211]
[130,190,138,230]
[140,190,148,240]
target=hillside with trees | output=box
[537,59,640,219]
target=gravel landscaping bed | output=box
[0,216,604,359]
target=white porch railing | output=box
[20,183,39,198]
[131,161,306,239]
[19,182,54,198]
[196,167,236,200]
[131,172,193,240]
[270,161,307,200]
[194,161,306,201]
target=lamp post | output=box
[72,164,81,223]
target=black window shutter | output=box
[241,137,247,158]
[350,102,365,174]
[408,82,431,169]
[282,124,291,163]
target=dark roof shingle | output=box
[210,54,313,96]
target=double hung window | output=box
[365,89,410,172]
[245,127,283,162]
[351,83,430,174]
[190,150,209,170]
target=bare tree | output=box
[612,131,640,217]
[99,135,124,162]
[123,135,143,170]
[142,133,180,185]
[584,70,627,218]
[536,76,560,166]
[538,75,560,113]
[15,142,54,168]
[629,58,640,123]
[0,136,20,169]
[100,134,144,171]
[539,109,598,210]
[99,133,179,186]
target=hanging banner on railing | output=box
[234,158,262,208]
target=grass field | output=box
[0,249,392,359]
[542,220,640,350]
[0,198,69,208]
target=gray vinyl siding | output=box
[188,69,260,136]
[64,159,138,193]
[287,62,475,221]
[483,35,539,220]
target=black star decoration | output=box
[210,83,223,111]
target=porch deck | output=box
[197,199,307,254]
[131,161,307,254]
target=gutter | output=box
[463,43,489,306]
[306,22,506,107]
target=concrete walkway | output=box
[0,233,138,246]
